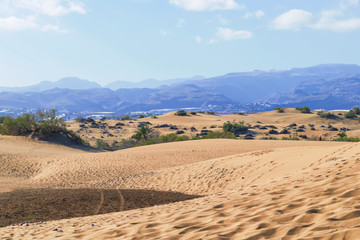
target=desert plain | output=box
[0,109,360,239]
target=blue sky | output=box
[0,0,360,87]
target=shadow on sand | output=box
[0,188,202,227]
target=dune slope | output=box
[0,136,359,239]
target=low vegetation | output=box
[132,125,154,141]
[281,132,300,141]
[0,109,89,146]
[317,111,337,119]
[344,110,357,119]
[296,106,311,113]
[121,115,131,120]
[352,107,360,115]
[223,121,248,135]
[335,132,360,142]
[96,139,110,149]
[275,107,285,113]
[175,110,187,116]
[192,131,236,140]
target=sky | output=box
[0,0,360,87]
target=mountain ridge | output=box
[1,64,360,112]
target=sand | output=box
[1,131,360,239]
[66,109,360,146]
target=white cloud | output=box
[0,16,38,30]
[0,0,85,32]
[195,36,202,43]
[273,9,313,30]
[314,10,360,32]
[255,10,265,18]
[216,15,229,25]
[41,24,68,33]
[0,15,67,32]
[340,0,359,9]
[10,0,86,16]
[273,8,360,33]
[160,29,168,36]
[243,10,265,19]
[169,0,244,11]
[216,27,252,40]
[208,38,218,44]
[176,18,186,27]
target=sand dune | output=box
[66,109,360,146]
[1,133,360,239]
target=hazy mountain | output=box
[186,64,360,104]
[268,74,360,109]
[117,84,234,112]
[105,76,205,90]
[0,85,230,112]
[1,64,360,112]
[0,77,101,93]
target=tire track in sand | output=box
[94,190,104,215]
[117,189,125,211]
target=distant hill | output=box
[268,74,360,109]
[0,85,231,112]
[105,76,205,90]
[0,77,101,92]
[187,64,360,103]
[1,64,360,112]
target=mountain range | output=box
[1,64,360,113]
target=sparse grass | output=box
[317,111,338,119]
[192,131,236,140]
[334,132,360,142]
[296,106,311,113]
[281,132,300,140]
[275,107,285,113]
[175,110,187,116]
[344,110,357,119]
[96,139,109,149]
[121,115,131,120]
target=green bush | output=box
[0,110,88,146]
[352,107,360,115]
[36,109,64,137]
[295,106,311,113]
[317,111,337,119]
[175,110,187,116]
[75,117,86,123]
[344,110,357,119]
[199,131,236,139]
[0,116,6,124]
[281,132,299,140]
[301,106,311,113]
[207,111,215,115]
[223,121,248,135]
[96,139,109,149]
[268,129,278,134]
[335,132,360,142]
[138,114,145,119]
[0,114,36,135]
[121,115,131,120]
[189,112,197,115]
[275,107,284,113]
